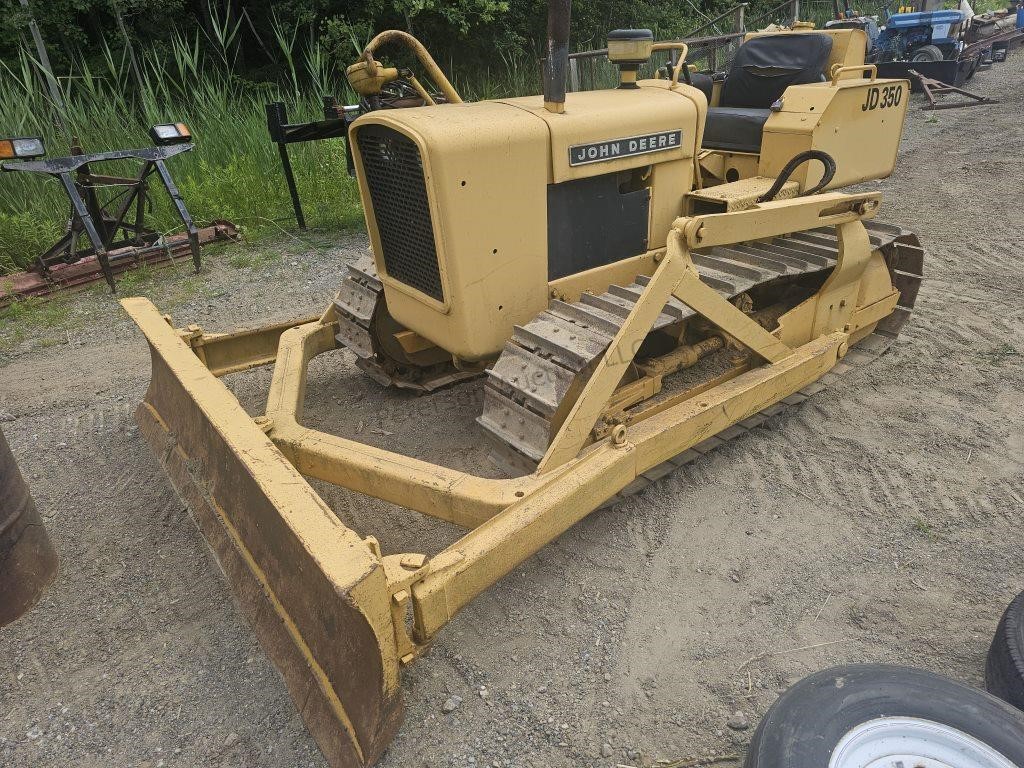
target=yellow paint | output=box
[210,494,367,764]
[121,26,923,767]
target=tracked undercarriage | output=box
[123,8,930,767]
[336,220,924,499]
[334,257,479,391]
[124,194,925,768]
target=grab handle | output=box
[651,42,690,86]
[831,63,877,85]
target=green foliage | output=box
[971,0,1011,12]
[0,0,814,273]
[0,19,362,272]
[382,0,511,36]
[320,17,380,64]
[5,0,737,83]
[0,295,70,328]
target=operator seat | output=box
[702,33,833,154]
[689,72,715,102]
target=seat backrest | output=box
[720,33,834,109]
[689,72,714,102]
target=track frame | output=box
[122,191,905,768]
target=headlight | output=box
[0,136,46,160]
[149,123,192,145]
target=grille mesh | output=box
[357,124,443,302]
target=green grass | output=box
[0,22,366,275]
[0,293,71,351]
[115,262,155,293]
[0,34,551,278]
[911,517,934,536]
[0,295,70,327]
[0,3,556,280]
[227,251,258,269]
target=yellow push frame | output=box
[123,191,897,768]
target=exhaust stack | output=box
[543,0,572,113]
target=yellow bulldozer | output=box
[121,2,924,765]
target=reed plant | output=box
[0,9,364,273]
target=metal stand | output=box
[1,143,201,292]
[266,98,356,230]
[908,69,998,110]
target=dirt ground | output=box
[2,53,1023,768]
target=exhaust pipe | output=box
[543,0,572,113]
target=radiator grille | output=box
[356,124,443,302]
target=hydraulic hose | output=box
[757,150,837,203]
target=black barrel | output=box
[0,425,58,627]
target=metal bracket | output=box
[537,193,879,473]
[908,69,998,110]
[266,98,357,229]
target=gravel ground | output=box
[1,53,1023,768]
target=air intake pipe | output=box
[543,0,572,113]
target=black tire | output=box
[987,590,1024,710]
[745,664,1024,768]
[911,44,945,62]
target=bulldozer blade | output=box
[122,297,403,768]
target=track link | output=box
[478,221,926,495]
[333,255,478,392]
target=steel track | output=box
[333,255,478,392]
[477,221,925,492]
[333,222,924,505]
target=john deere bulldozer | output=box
[121,2,923,765]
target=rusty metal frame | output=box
[122,191,890,767]
[907,68,998,110]
[2,143,203,292]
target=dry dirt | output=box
[2,54,1023,768]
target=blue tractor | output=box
[874,9,968,62]
[872,8,982,86]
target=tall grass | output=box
[0,14,364,274]
[8,4,833,274]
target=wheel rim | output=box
[829,716,1017,768]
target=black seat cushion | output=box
[689,72,714,102]
[721,33,833,108]
[702,107,771,153]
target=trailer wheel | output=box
[744,664,1024,768]
[911,44,945,62]
[987,590,1024,711]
